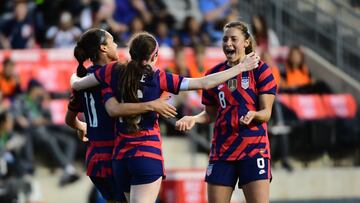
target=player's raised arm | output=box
[180,52,259,91]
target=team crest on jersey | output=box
[241,76,250,89]
[206,164,213,176]
[227,79,237,92]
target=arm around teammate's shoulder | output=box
[70,73,99,91]
[184,52,259,91]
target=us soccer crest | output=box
[241,76,250,89]
[227,79,238,92]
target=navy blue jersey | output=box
[67,65,115,177]
[202,61,276,161]
[94,63,183,161]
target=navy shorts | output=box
[205,154,271,188]
[89,176,126,201]
[112,157,164,193]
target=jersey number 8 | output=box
[218,91,227,108]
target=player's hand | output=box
[175,116,196,131]
[238,52,260,72]
[151,97,177,118]
[77,122,88,142]
[239,111,256,125]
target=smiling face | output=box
[222,27,249,66]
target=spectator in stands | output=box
[11,79,79,187]
[0,58,21,100]
[0,1,35,49]
[145,0,175,31]
[282,45,312,89]
[122,16,145,42]
[0,110,26,177]
[180,16,210,47]
[250,14,280,52]
[0,109,26,202]
[79,0,97,31]
[0,0,13,15]
[92,0,128,46]
[45,11,82,48]
[199,0,238,45]
[163,0,202,29]
[154,21,173,47]
[113,0,152,26]
[189,44,207,78]
[173,46,190,77]
[282,45,332,94]
[0,105,40,202]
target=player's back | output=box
[81,65,115,142]
[99,66,183,161]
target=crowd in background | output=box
[0,0,358,202]
[0,0,240,49]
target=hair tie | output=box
[150,40,159,59]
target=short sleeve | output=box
[255,62,277,95]
[67,90,83,112]
[100,82,115,104]
[94,62,117,87]
[157,69,184,95]
[201,69,218,106]
[94,62,117,103]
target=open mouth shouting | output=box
[224,48,236,59]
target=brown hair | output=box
[223,21,257,54]
[286,45,306,72]
[251,15,268,41]
[116,32,157,133]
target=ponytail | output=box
[116,61,153,133]
[74,45,88,78]
[115,32,157,134]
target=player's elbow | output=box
[71,81,81,91]
[105,106,116,117]
[262,112,272,122]
[105,101,119,117]
[65,111,76,127]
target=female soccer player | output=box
[65,28,178,203]
[176,21,276,203]
[70,32,259,203]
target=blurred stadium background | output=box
[0,0,360,202]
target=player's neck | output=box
[96,58,112,66]
[227,54,246,67]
